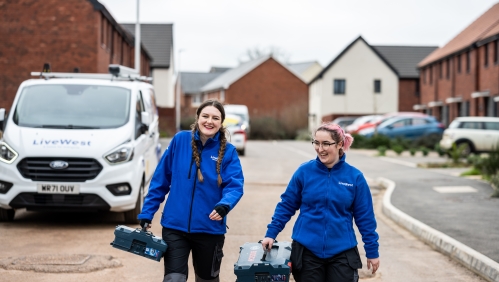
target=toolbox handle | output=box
[260,240,278,261]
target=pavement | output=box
[348,149,499,282]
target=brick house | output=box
[0,0,151,111]
[199,56,309,136]
[417,2,499,125]
[308,36,436,131]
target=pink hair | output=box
[315,122,354,151]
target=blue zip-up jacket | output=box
[138,130,244,234]
[265,154,379,259]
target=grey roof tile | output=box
[180,72,224,94]
[121,23,173,68]
[372,46,438,78]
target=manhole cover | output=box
[13,254,90,265]
[0,254,121,273]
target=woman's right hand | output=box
[261,237,274,251]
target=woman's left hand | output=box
[209,210,223,221]
[367,258,380,274]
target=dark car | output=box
[360,116,445,140]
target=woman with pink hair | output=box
[262,122,380,282]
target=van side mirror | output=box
[141,112,151,126]
[0,108,5,132]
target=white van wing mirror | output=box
[0,108,5,122]
[141,112,151,126]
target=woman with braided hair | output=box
[262,122,379,282]
[138,99,244,282]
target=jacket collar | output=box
[315,153,346,171]
[194,130,220,146]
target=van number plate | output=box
[37,184,80,194]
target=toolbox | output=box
[110,225,167,262]
[234,241,291,282]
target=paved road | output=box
[0,139,486,281]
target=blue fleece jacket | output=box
[138,130,244,234]
[265,154,379,259]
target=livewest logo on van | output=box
[33,138,91,146]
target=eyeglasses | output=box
[311,140,336,149]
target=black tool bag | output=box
[234,241,291,282]
[110,225,167,262]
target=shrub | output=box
[350,134,367,149]
[391,137,411,150]
[490,172,499,198]
[420,146,429,156]
[180,116,195,130]
[392,144,404,155]
[481,148,499,177]
[434,143,446,157]
[295,129,311,141]
[414,133,442,149]
[369,134,391,149]
[409,147,416,156]
[250,117,288,140]
[377,146,387,156]
[448,143,467,164]
[460,168,482,176]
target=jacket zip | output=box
[323,170,331,257]
[188,144,203,233]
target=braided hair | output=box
[190,99,228,187]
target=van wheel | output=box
[237,148,245,156]
[124,179,144,224]
[0,208,15,221]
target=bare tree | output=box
[238,46,291,64]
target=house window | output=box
[484,43,489,67]
[429,66,433,84]
[495,40,499,64]
[457,54,461,73]
[333,79,346,95]
[415,80,420,97]
[439,62,443,79]
[192,94,202,105]
[446,59,450,79]
[466,51,471,73]
[423,68,426,84]
[374,80,381,93]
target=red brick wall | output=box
[157,107,175,136]
[222,58,309,135]
[0,0,150,110]
[478,42,499,97]
[398,79,420,112]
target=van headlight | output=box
[0,142,18,164]
[104,145,134,164]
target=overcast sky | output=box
[99,0,498,72]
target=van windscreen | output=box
[13,84,131,129]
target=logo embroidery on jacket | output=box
[338,181,353,187]
[211,156,218,161]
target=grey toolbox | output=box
[110,225,167,262]
[234,241,291,282]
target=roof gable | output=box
[419,2,499,67]
[121,24,173,68]
[373,46,438,78]
[309,36,398,84]
[200,56,304,92]
[180,72,224,94]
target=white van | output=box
[224,104,250,136]
[0,65,160,223]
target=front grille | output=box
[9,193,110,211]
[17,157,103,182]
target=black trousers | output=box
[162,228,225,280]
[291,241,362,282]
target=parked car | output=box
[0,65,161,222]
[332,117,357,129]
[223,114,247,156]
[355,112,428,135]
[224,104,250,137]
[359,115,444,140]
[346,115,382,134]
[440,116,499,155]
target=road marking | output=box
[433,186,478,193]
[379,157,417,167]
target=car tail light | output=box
[437,123,445,129]
[233,130,246,141]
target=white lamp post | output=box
[175,49,185,132]
[134,0,141,73]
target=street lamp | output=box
[175,49,186,132]
[134,0,141,73]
